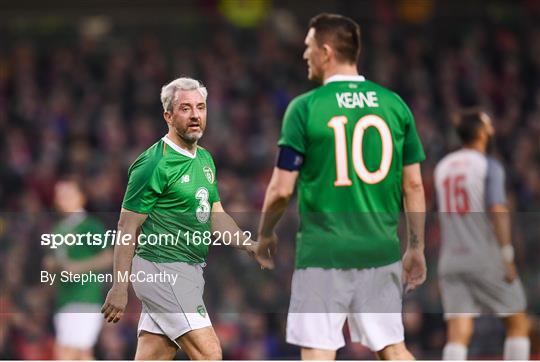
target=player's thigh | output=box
[54,345,84,360]
[175,326,222,360]
[503,312,529,337]
[301,347,336,360]
[79,349,96,360]
[375,341,414,361]
[446,316,474,345]
[135,331,177,360]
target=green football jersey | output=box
[122,136,220,264]
[54,214,106,309]
[278,75,425,269]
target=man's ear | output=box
[322,44,334,62]
[163,111,172,125]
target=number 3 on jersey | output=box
[328,114,393,186]
[195,187,210,223]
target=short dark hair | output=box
[452,108,486,145]
[57,172,84,191]
[308,13,361,64]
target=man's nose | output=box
[191,108,201,119]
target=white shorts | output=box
[440,271,527,320]
[54,303,103,349]
[132,255,212,346]
[286,262,404,352]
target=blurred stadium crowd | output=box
[1,0,539,359]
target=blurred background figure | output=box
[43,177,113,359]
[1,0,539,359]
[435,110,530,360]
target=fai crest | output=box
[197,305,207,318]
[203,166,214,184]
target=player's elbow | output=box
[269,184,294,202]
[117,217,128,232]
[403,177,424,195]
[116,217,137,238]
[402,163,424,195]
[275,187,294,201]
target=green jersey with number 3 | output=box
[279,75,425,269]
[122,136,220,263]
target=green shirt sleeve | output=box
[122,154,166,214]
[398,96,426,165]
[277,94,309,154]
[208,154,220,204]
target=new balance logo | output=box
[180,175,190,183]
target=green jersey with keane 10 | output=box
[279,75,425,270]
[122,135,220,264]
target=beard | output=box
[178,129,203,144]
[173,122,204,144]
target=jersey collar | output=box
[324,74,366,84]
[162,135,197,159]
[60,209,87,230]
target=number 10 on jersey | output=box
[328,114,393,186]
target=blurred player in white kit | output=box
[434,109,530,360]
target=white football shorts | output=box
[132,255,211,347]
[286,261,404,352]
[440,270,527,320]
[54,303,103,349]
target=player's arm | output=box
[256,146,301,269]
[101,208,147,323]
[490,203,516,282]
[211,201,255,251]
[256,96,305,269]
[490,203,512,249]
[401,163,427,291]
[403,163,425,250]
[259,167,298,234]
[485,159,516,282]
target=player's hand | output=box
[245,240,259,258]
[402,248,426,293]
[503,260,517,283]
[101,285,128,323]
[255,233,278,270]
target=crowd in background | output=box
[1,0,539,359]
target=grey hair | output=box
[160,77,208,112]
